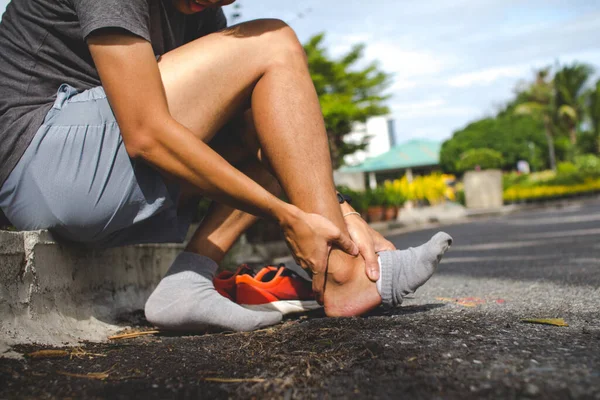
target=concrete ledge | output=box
[1,230,181,348]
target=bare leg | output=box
[185,159,281,263]
[157,19,380,316]
[178,112,277,262]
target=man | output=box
[0,0,451,332]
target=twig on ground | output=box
[108,330,160,340]
[57,364,117,381]
[26,350,70,359]
[70,347,106,359]
[204,377,265,383]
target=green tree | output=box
[514,68,558,171]
[304,33,392,168]
[440,114,547,174]
[456,148,504,173]
[554,62,594,145]
[584,79,600,153]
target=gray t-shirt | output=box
[0,0,226,186]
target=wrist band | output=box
[343,211,361,218]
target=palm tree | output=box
[554,63,594,145]
[515,68,558,171]
[585,79,600,153]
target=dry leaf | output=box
[436,297,486,307]
[521,318,568,327]
[26,350,70,359]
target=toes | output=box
[240,310,282,331]
[222,301,283,332]
[431,232,453,251]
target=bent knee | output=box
[233,19,306,66]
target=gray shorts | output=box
[0,84,196,248]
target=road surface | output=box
[1,199,599,399]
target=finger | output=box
[361,245,380,281]
[332,230,359,256]
[375,239,396,252]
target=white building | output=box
[343,116,397,166]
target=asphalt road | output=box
[1,199,599,399]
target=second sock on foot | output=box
[145,252,282,332]
[377,232,453,307]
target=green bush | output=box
[554,136,573,163]
[455,188,466,206]
[351,191,370,213]
[576,131,599,155]
[546,162,585,186]
[575,154,600,177]
[366,187,387,207]
[456,148,505,173]
[502,171,531,189]
[556,161,577,175]
[336,186,369,213]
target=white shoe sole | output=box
[241,300,322,314]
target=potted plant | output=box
[366,187,386,223]
[350,190,369,220]
[383,180,405,220]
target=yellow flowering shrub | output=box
[503,178,600,202]
[385,173,453,205]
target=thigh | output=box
[0,85,182,245]
[157,18,302,143]
[178,110,266,199]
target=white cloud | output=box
[327,33,451,82]
[390,79,418,91]
[365,41,450,79]
[392,99,445,112]
[327,34,452,94]
[391,98,476,120]
[446,65,530,88]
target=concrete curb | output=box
[1,230,181,350]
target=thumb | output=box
[361,247,380,281]
[332,230,359,257]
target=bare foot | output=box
[322,250,382,317]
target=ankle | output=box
[326,249,362,285]
[185,243,226,264]
[323,252,382,317]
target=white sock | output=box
[375,232,452,307]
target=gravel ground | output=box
[1,199,599,399]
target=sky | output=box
[2,0,600,143]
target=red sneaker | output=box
[213,264,253,301]
[236,265,321,314]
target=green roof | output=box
[341,139,441,173]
